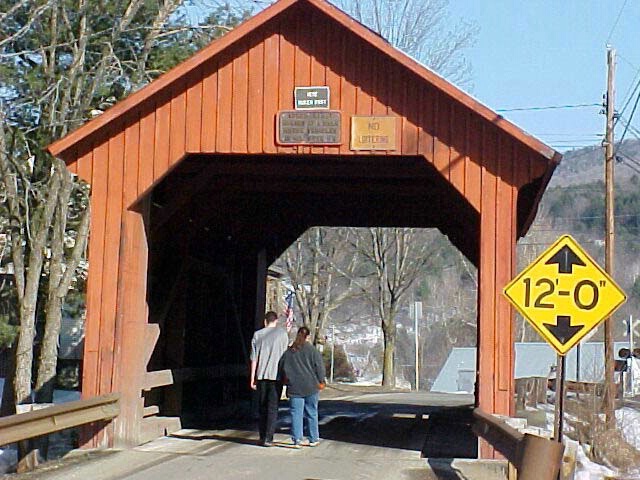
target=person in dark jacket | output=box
[278,326,326,448]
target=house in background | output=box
[432,342,632,394]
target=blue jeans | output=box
[289,392,319,443]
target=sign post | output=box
[553,354,566,442]
[503,235,626,443]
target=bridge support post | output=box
[477,145,517,457]
[111,204,150,447]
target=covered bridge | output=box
[48,0,560,451]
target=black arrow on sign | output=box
[543,315,584,345]
[545,245,586,274]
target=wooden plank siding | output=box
[54,0,559,450]
[98,11,543,206]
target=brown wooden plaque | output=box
[277,110,341,145]
[350,116,397,151]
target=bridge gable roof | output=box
[48,0,558,164]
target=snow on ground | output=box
[0,378,81,474]
[570,439,618,480]
[343,379,381,387]
[538,401,640,479]
[0,448,18,475]
[0,378,80,408]
[617,407,640,451]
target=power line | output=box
[546,187,601,192]
[535,213,640,222]
[616,74,640,124]
[518,240,604,246]
[626,121,640,138]
[617,152,640,174]
[618,53,639,72]
[618,151,640,166]
[544,138,603,143]
[614,87,640,154]
[548,140,601,144]
[617,116,640,141]
[553,148,603,163]
[496,103,601,113]
[550,145,601,149]
[532,133,602,136]
[619,159,640,175]
[606,0,629,43]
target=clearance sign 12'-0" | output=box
[503,235,626,355]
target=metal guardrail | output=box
[472,408,564,480]
[0,393,120,446]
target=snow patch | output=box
[617,407,640,451]
[572,439,617,480]
[0,448,17,475]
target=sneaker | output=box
[300,439,320,447]
[283,440,302,449]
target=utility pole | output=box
[604,46,616,427]
[629,315,634,396]
[414,308,419,391]
[330,324,335,384]
[630,315,635,359]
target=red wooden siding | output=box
[47,0,559,449]
[66,11,551,206]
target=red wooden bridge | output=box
[46,0,560,457]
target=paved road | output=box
[8,388,507,480]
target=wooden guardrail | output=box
[472,408,564,480]
[0,393,120,446]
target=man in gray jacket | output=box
[250,311,289,447]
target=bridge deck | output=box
[12,388,508,480]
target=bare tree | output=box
[333,0,478,87]
[281,227,359,345]
[0,0,250,409]
[346,228,441,388]
[416,255,477,388]
[34,165,90,403]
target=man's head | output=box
[264,311,278,327]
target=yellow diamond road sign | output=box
[504,235,626,355]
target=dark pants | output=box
[257,380,281,442]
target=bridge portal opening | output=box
[268,226,478,393]
[143,153,479,430]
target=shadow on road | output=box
[177,390,477,459]
[311,400,477,457]
[170,431,261,447]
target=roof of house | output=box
[431,342,631,393]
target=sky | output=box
[188,0,640,154]
[448,0,640,154]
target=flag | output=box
[284,291,295,332]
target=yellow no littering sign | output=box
[504,235,626,355]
